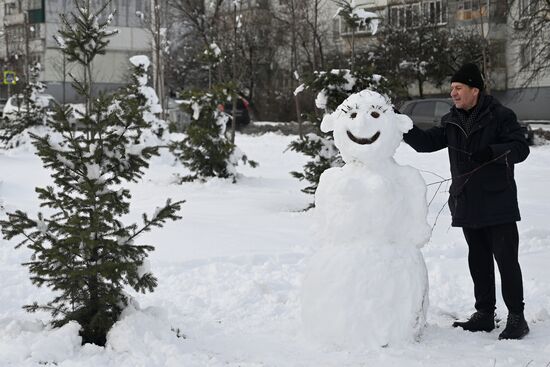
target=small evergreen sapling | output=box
[0,1,183,346]
[0,63,51,148]
[169,86,257,182]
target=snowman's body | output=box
[301,90,431,348]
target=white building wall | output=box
[42,23,150,84]
[45,1,151,101]
[505,3,550,89]
[0,0,152,101]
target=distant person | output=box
[403,63,530,340]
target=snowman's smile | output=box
[346,130,380,145]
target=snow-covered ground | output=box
[1,132,549,366]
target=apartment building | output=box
[331,0,550,120]
[0,0,152,102]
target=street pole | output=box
[24,13,30,84]
[62,53,66,104]
[152,0,166,119]
[25,11,30,112]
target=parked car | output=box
[399,98,534,145]
[399,98,454,130]
[219,96,250,129]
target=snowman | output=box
[301,89,432,349]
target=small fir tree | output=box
[290,67,393,201]
[0,62,50,148]
[200,42,223,88]
[169,85,256,183]
[0,1,183,346]
[124,55,166,139]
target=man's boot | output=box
[498,313,529,340]
[452,311,495,332]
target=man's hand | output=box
[470,146,493,163]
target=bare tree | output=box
[277,0,329,73]
[274,0,308,132]
[165,0,335,122]
[371,24,450,98]
[468,0,494,93]
[48,53,77,104]
[506,0,550,87]
[300,0,326,71]
[136,0,170,119]
[168,0,225,86]
[1,18,30,96]
[168,0,223,47]
[452,0,511,94]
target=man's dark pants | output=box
[462,222,525,314]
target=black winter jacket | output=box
[403,95,530,228]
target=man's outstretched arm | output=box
[403,124,447,153]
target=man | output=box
[403,63,530,340]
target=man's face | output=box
[450,82,479,110]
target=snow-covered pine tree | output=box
[169,86,256,182]
[124,55,166,139]
[0,1,183,346]
[332,0,379,73]
[290,67,393,201]
[200,42,223,87]
[0,62,50,148]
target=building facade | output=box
[330,0,550,120]
[0,0,152,102]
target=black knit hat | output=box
[451,63,484,91]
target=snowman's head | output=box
[320,90,412,164]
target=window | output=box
[30,53,42,67]
[108,0,119,25]
[389,4,420,28]
[340,9,379,35]
[389,1,444,28]
[29,23,41,39]
[4,1,22,15]
[28,0,42,10]
[389,7,400,27]
[423,0,447,25]
[116,0,128,27]
[457,0,488,20]
[7,24,25,42]
[518,0,538,17]
[520,43,535,68]
[332,18,340,41]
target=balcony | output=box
[3,13,25,26]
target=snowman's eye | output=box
[350,112,357,119]
[371,111,380,118]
